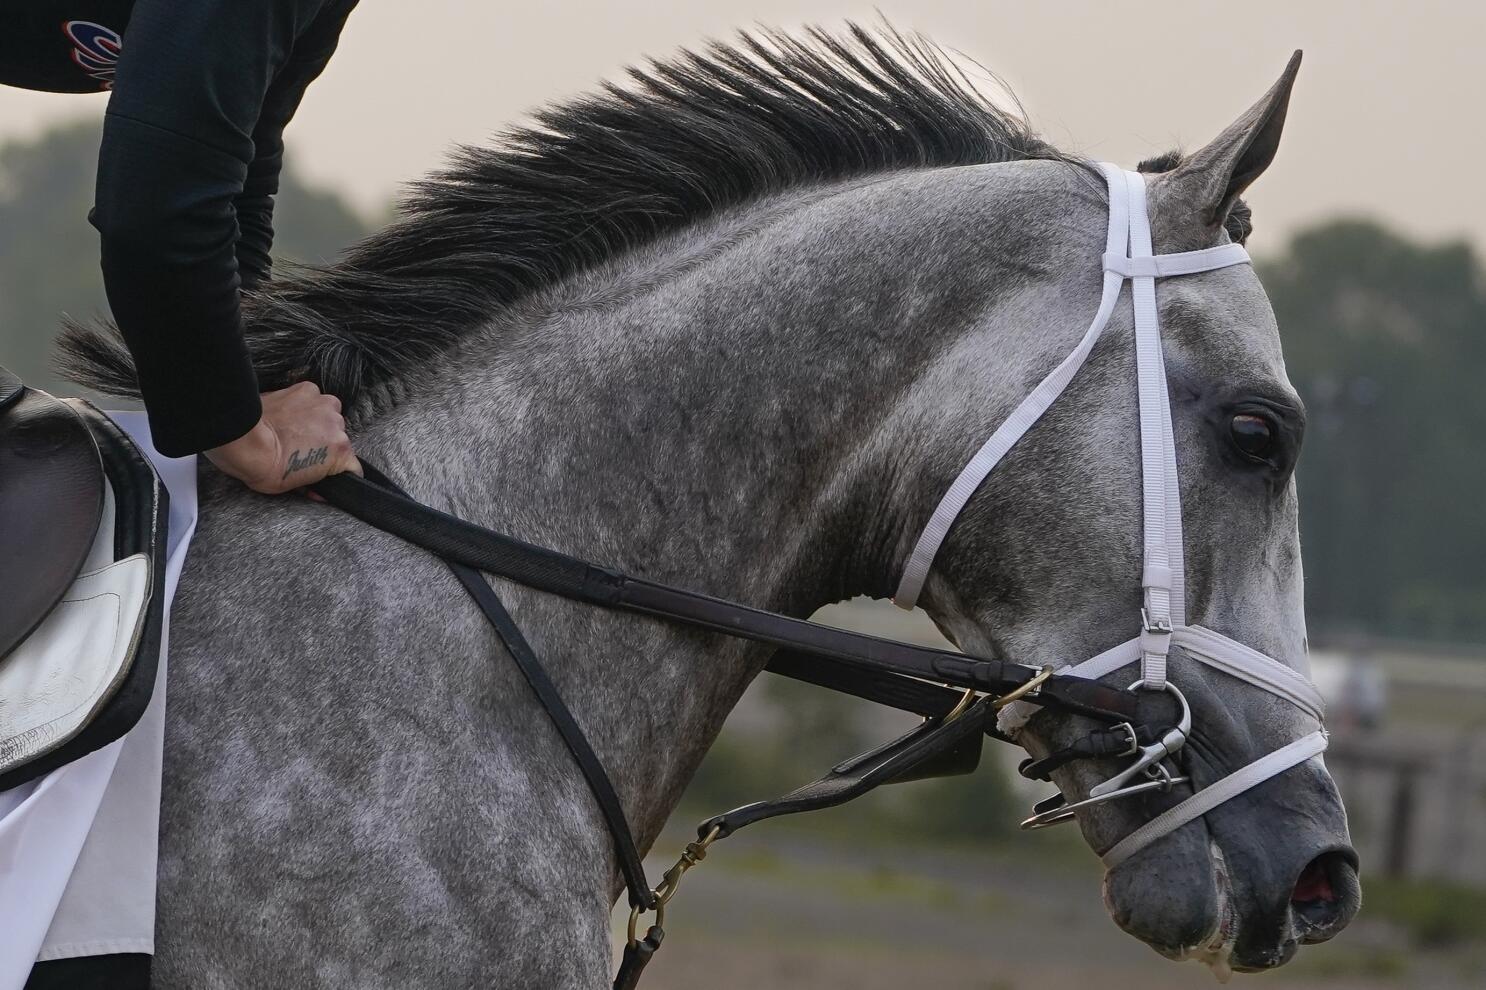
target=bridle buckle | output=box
[1141,607,1173,634]
[1139,608,1174,667]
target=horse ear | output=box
[1165,51,1302,231]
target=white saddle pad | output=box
[0,411,198,984]
[0,486,151,776]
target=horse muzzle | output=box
[1101,756,1358,977]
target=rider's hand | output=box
[204,382,361,494]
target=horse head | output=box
[910,55,1359,974]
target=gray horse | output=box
[65,25,1358,988]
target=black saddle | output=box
[0,365,105,659]
[0,365,168,791]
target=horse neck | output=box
[353,166,1057,866]
[368,177,954,609]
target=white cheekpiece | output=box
[894,163,1327,867]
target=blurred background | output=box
[2,2,1483,987]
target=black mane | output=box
[62,24,1066,404]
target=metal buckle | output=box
[1018,683,1192,830]
[1141,607,1173,634]
[627,825,723,948]
[1109,721,1140,758]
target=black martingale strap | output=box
[310,464,1192,986]
[612,928,664,990]
[339,465,655,911]
[444,558,656,909]
[309,462,1167,990]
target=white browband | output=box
[896,163,1327,867]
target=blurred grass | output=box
[1360,877,1486,948]
[1282,944,1410,981]
[708,845,1016,917]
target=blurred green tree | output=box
[1261,221,1486,643]
[0,117,369,394]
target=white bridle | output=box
[895,163,1328,868]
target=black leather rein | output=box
[315,467,1145,720]
[311,463,1163,988]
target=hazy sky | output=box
[2,0,1482,255]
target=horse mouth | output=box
[1141,841,1360,980]
[1172,841,1240,982]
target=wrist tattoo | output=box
[283,446,329,480]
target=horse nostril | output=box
[1290,849,1361,942]
[1292,858,1334,902]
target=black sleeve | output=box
[234,28,347,291]
[234,144,280,292]
[89,0,347,456]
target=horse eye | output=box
[1230,413,1276,460]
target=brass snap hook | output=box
[994,665,1055,710]
[627,824,723,947]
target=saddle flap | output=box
[0,386,104,660]
[0,554,152,771]
[0,399,167,791]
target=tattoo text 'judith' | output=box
[283,446,328,480]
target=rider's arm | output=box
[235,28,349,291]
[234,144,281,293]
[88,0,349,458]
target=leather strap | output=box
[1101,244,1250,278]
[701,696,995,840]
[308,462,1170,989]
[612,927,664,990]
[350,465,655,911]
[1018,725,1139,782]
[892,259,1127,610]
[311,468,1147,726]
[766,649,970,721]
